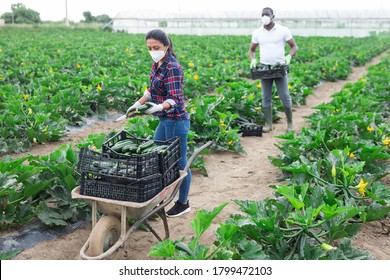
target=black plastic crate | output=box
[251,65,289,80]
[162,161,180,187]
[80,172,163,202]
[98,130,181,181]
[242,125,263,137]
[77,147,160,179]
[157,137,181,174]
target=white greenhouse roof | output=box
[114,9,390,20]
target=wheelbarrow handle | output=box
[183,141,213,173]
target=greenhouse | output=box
[112,9,390,36]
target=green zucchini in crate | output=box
[77,147,160,179]
[78,130,182,185]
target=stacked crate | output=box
[77,130,181,202]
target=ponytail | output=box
[167,36,176,58]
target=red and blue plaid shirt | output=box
[148,53,189,120]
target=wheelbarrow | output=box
[71,141,212,260]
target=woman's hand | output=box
[145,102,164,114]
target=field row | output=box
[1,27,390,154]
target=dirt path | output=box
[9,52,390,260]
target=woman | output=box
[126,29,191,218]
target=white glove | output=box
[250,58,257,68]
[285,54,292,65]
[126,101,141,115]
[145,102,164,114]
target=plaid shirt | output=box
[148,53,189,120]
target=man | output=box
[248,7,298,132]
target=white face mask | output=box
[149,48,167,63]
[261,15,272,26]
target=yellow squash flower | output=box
[367,126,375,132]
[23,94,29,101]
[97,84,102,91]
[228,140,233,146]
[193,74,199,80]
[77,64,81,69]
[188,62,194,67]
[382,136,390,147]
[356,178,368,196]
[348,152,357,159]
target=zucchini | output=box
[136,103,152,112]
[110,139,133,152]
[126,103,153,118]
[121,143,139,153]
[141,145,158,153]
[136,139,155,153]
[154,145,169,154]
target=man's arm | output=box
[286,38,298,57]
[248,43,258,59]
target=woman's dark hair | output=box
[145,29,176,57]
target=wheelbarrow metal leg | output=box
[92,201,97,228]
[142,209,170,242]
[159,208,170,240]
[120,205,127,239]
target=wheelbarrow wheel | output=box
[88,215,121,258]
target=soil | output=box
[6,52,390,260]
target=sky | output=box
[0,0,389,22]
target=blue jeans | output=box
[154,118,191,204]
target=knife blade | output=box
[115,114,127,121]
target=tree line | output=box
[0,3,111,24]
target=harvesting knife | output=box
[115,114,127,121]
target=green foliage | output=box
[0,3,41,24]
[0,144,87,229]
[82,11,111,23]
[1,29,389,154]
[0,28,389,259]
[148,51,390,261]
